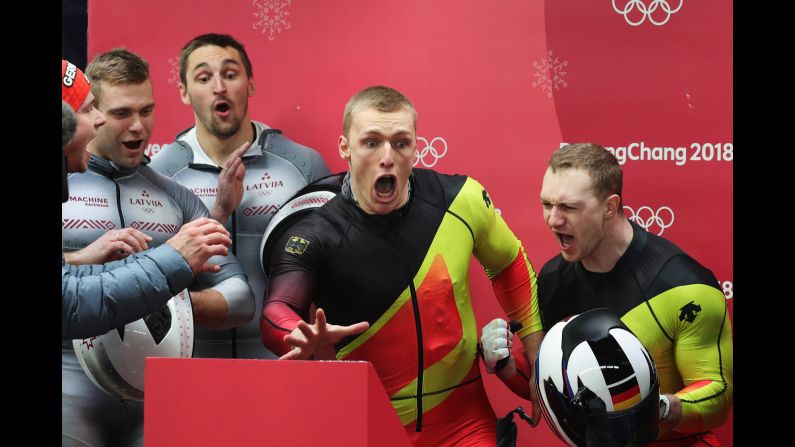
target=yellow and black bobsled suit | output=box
[262,169,542,446]
[537,221,733,445]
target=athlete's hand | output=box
[166,217,232,274]
[481,318,516,378]
[280,308,369,360]
[63,228,151,265]
[210,142,249,224]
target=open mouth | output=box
[374,175,397,200]
[556,232,573,249]
[122,140,143,150]
[214,101,231,114]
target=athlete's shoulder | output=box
[139,164,204,207]
[644,230,686,257]
[539,253,568,278]
[258,126,329,182]
[648,251,720,298]
[312,195,354,230]
[258,127,313,156]
[415,169,479,210]
[638,231,719,297]
[278,199,349,254]
[424,169,468,192]
[149,134,194,177]
[66,168,105,183]
[458,174,501,208]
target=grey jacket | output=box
[61,245,193,339]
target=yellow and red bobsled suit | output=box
[261,169,542,446]
[527,221,733,446]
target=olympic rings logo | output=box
[612,0,683,26]
[414,136,448,168]
[624,205,675,235]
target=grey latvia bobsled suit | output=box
[149,121,330,359]
[61,154,254,446]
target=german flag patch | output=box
[285,236,310,255]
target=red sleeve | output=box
[491,246,542,338]
[259,270,315,356]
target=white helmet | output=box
[72,288,194,401]
[535,308,660,447]
[260,173,344,275]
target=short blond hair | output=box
[86,48,150,104]
[343,85,417,137]
[549,143,623,208]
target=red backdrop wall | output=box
[88,1,732,445]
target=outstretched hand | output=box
[280,308,369,360]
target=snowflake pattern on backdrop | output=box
[167,57,180,84]
[532,50,568,98]
[253,0,292,41]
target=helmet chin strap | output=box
[496,406,537,447]
[571,385,620,447]
[573,382,605,413]
[571,381,660,447]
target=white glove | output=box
[480,318,515,376]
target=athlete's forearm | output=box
[260,270,316,355]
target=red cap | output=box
[62,59,91,111]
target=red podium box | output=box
[144,358,412,446]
